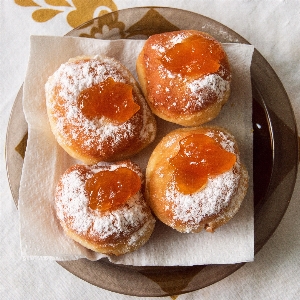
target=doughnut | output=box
[45,55,156,164]
[55,160,156,256]
[145,127,248,233]
[136,30,231,126]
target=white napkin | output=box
[19,35,254,265]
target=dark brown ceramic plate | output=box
[6,7,299,297]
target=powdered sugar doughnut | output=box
[146,127,248,233]
[46,56,156,164]
[137,30,231,126]
[55,160,156,256]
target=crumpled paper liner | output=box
[19,35,254,266]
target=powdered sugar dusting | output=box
[169,32,188,46]
[163,130,241,232]
[205,130,236,153]
[166,168,240,232]
[165,134,181,148]
[151,44,165,53]
[46,56,155,158]
[188,74,230,106]
[150,31,188,53]
[144,31,231,116]
[127,219,153,246]
[55,163,151,241]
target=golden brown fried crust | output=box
[46,56,156,164]
[137,30,231,126]
[55,161,156,256]
[146,127,248,233]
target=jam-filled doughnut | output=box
[146,127,248,233]
[46,55,156,164]
[137,30,231,126]
[55,160,156,256]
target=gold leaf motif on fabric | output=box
[32,8,63,22]
[14,0,40,7]
[15,0,118,28]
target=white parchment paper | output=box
[19,35,254,265]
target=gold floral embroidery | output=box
[45,0,71,6]
[14,0,118,28]
[67,0,117,28]
[32,8,63,22]
[15,0,40,6]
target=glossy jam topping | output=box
[78,77,140,124]
[86,167,141,212]
[169,134,236,194]
[161,35,224,77]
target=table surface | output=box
[1,1,299,299]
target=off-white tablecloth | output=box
[1,1,299,299]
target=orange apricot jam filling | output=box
[161,35,225,77]
[86,167,141,212]
[78,77,140,124]
[169,134,236,194]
